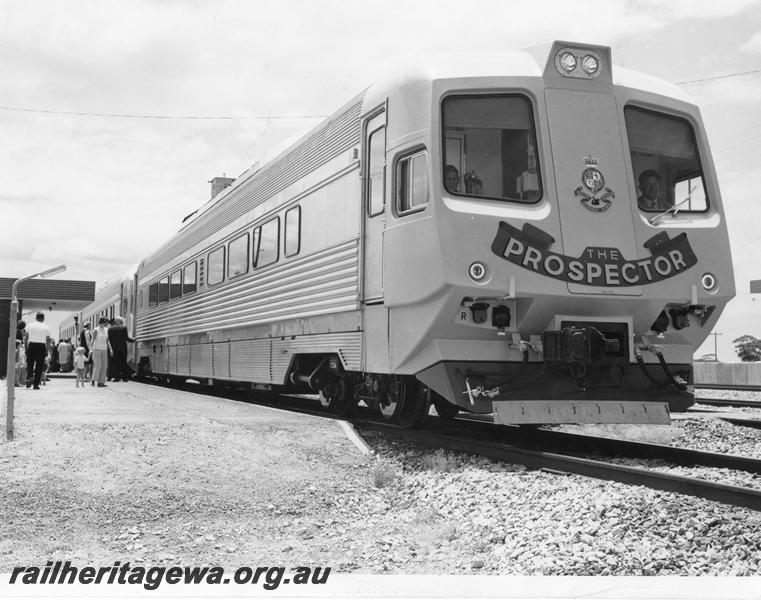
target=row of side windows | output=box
[147,262,197,308]
[146,205,301,306]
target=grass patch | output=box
[422,449,457,473]
[371,461,396,488]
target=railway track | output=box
[363,420,761,512]
[694,396,761,409]
[694,384,761,392]
[142,378,761,512]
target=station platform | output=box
[0,378,370,573]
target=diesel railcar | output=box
[131,41,735,427]
[60,268,138,365]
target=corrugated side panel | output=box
[137,238,359,339]
[213,341,230,379]
[153,345,167,373]
[271,332,363,385]
[192,344,213,379]
[230,338,271,382]
[167,345,177,375]
[177,345,191,376]
[140,93,364,277]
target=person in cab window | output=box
[445,165,460,193]
[637,170,670,211]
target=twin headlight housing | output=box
[554,47,602,79]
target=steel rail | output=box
[451,417,761,474]
[694,397,761,409]
[720,417,761,430]
[695,384,761,392]
[361,420,761,512]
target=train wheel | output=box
[396,383,431,429]
[432,391,460,420]
[376,377,429,429]
[319,375,357,418]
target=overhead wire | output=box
[0,67,757,120]
[0,105,329,120]
[674,69,761,85]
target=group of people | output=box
[14,312,135,390]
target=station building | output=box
[0,278,95,378]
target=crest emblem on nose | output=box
[575,155,615,212]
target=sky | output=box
[1,0,760,361]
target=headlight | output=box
[559,52,577,72]
[701,273,717,292]
[581,55,599,75]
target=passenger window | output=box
[397,150,429,213]
[158,278,169,304]
[625,106,708,213]
[207,246,225,286]
[169,270,182,300]
[183,262,197,295]
[254,218,279,268]
[367,126,386,216]
[285,206,301,257]
[228,233,249,279]
[442,95,541,203]
[139,290,143,309]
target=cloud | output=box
[740,31,761,54]
[635,0,758,20]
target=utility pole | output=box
[6,265,66,441]
[708,332,722,362]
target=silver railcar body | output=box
[134,42,734,425]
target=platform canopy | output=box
[0,278,95,312]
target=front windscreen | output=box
[442,95,541,203]
[625,106,708,213]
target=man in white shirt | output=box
[24,311,52,390]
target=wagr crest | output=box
[575,155,615,212]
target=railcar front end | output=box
[384,42,734,424]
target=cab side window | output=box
[397,149,429,214]
[625,106,708,213]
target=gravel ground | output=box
[2,380,761,577]
[358,431,761,575]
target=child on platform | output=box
[74,346,87,388]
[15,340,26,387]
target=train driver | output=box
[637,170,670,211]
[445,165,460,193]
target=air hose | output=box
[634,346,687,392]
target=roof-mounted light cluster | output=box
[553,47,603,79]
